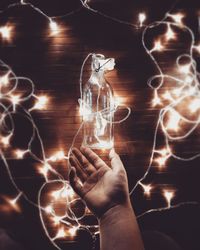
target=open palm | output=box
[69,147,129,218]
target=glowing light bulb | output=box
[1,135,11,146]
[156,147,171,156]
[61,187,75,198]
[0,26,12,41]
[10,95,20,105]
[140,182,152,196]
[155,155,169,168]
[68,226,79,237]
[49,20,59,35]
[152,91,162,106]
[168,13,184,25]
[15,149,28,159]
[172,88,182,97]
[163,189,174,207]
[51,189,62,200]
[0,72,10,86]
[189,99,200,113]
[185,75,193,84]
[162,91,173,101]
[49,151,65,162]
[151,40,164,52]
[32,95,48,110]
[165,24,176,41]
[55,227,66,239]
[166,109,180,131]
[39,163,51,178]
[7,193,22,212]
[138,13,146,27]
[52,216,62,226]
[179,64,191,74]
[193,44,200,54]
[45,205,53,214]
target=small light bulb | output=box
[138,13,146,27]
[163,189,174,207]
[168,13,184,25]
[151,40,164,52]
[189,99,200,113]
[165,24,176,41]
[32,95,48,110]
[166,109,180,131]
[49,20,60,35]
[15,149,27,159]
[0,26,12,41]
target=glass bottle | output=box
[82,54,115,149]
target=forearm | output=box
[99,200,144,250]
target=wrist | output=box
[99,199,133,224]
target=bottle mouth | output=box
[92,53,115,72]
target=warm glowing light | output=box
[189,99,200,113]
[152,91,162,106]
[10,95,21,105]
[45,205,53,214]
[51,189,62,200]
[49,151,65,162]
[7,193,22,212]
[68,226,79,236]
[32,95,48,110]
[193,44,200,54]
[0,72,10,86]
[140,182,153,196]
[52,216,62,226]
[151,40,164,52]
[166,109,180,131]
[162,91,173,101]
[138,13,146,27]
[15,149,28,159]
[38,163,51,177]
[49,21,60,35]
[1,135,11,146]
[168,13,185,25]
[163,189,174,207]
[156,147,171,156]
[0,26,12,40]
[61,187,75,198]
[155,155,169,167]
[55,227,66,239]
[165,24,176,41]
[172,88,182,97]
[179,64,191,74]
[114,96,124,107]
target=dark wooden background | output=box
[0,0,200,250]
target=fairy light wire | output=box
[0,0,199,249]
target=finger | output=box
[80,146,108,170]
[69,156,87,182]
[109,148,124,172]
[69,167,84,198]
[72,148,96,175]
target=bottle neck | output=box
[89,70,105,86]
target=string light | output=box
[30,95,49,111]
[167,12,185,25]
[0,1,199,249]
[150,39,164,52]
[0,25,12,41]
[163,189,174,207]
[49,20,60,36]
[15,149,28,159]
[138,13,146,27]
[165,24,176,41]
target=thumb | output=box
[109,148,124,172]
[69,167,84,198]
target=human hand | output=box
[69,147,130,218]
